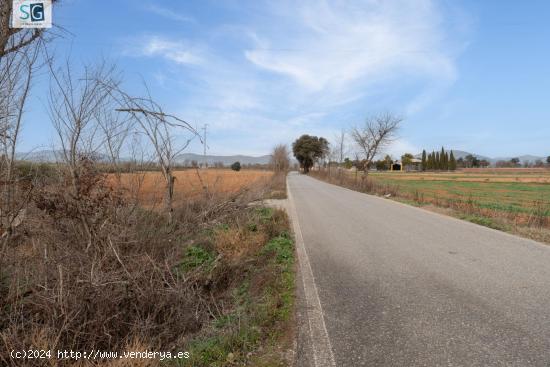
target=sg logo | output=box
[11,0,51,28]
[19,3,45,21]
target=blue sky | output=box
[20,0,550,158]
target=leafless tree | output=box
[270,144,290,172]
[113,86,200,223]
[47,59,119,249]
[351,112,402,178]
[95,96,133,182]
[333,129,347,164]
[0,41,41,257]
[48,59,118,180]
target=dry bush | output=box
[0,162,274,366]
[311,169,400,197]
[214,227,268,262]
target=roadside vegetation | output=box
[1,158,295,367]
[1,5,296,364]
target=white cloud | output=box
[145,4,194,23]
[244,0,459,104]
[138,36,202,65]
[123,0,468,155]
[385,138,422,159]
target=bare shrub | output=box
[1,161,275,365]
[270,144,290,173]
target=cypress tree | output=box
[445,152,449,170]
[435,151,440,170]
[449,150,457,171]
[441,147,446,171]
[421,150,427,171]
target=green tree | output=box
[449,150,457,171]
[401,153,414,166]
[440,147,447,170]
[435,151,440,170]
[231,161,241,171]
[375,160,386,170]
[343,157,353,169]
[292,134,329,173]
[465,154,474,168]
[421,150,427,171]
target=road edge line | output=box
[286,174,337,367]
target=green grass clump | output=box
[458,214,509,231]
[180,245,215,271]
[261,234,293,266]
[257,207,274,222]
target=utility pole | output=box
[202,124,208,169]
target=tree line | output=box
[420,148,457,171]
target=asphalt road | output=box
[288,172,550,367]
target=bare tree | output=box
[95,96,133,182]
[47,59,119,249]
[113,86,200,223]
[48,59,117,182]
[270,144,290,173]
[334,129,347,164]
[0,40,41,257]
[351,112,402,178]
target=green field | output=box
[368,170,550,220]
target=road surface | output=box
[288,172,550,367]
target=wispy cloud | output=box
[135,35,202,65]
[124,0,469,155]
[245,0,458,100]
[144,4,194,23]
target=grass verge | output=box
[176,207,295,366]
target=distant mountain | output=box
[493,155,546,164]
[441,150,491,161]
[175,153,271,166]
[16,150,62,162]
[16,150,274,166]
[16,150,111,163]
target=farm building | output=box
[390,158,422,172]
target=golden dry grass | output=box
[112,169,272,207]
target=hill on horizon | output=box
[15,150,274,166]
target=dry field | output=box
[113,168,273,207]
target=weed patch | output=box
[180,245,215,271]
[178,208,295,366]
